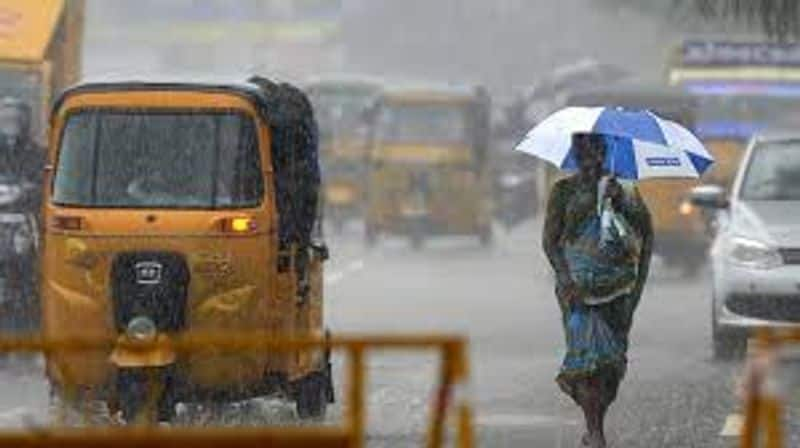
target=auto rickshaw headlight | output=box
[126,316,157,343]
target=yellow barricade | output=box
[740,328,800,448]
[0,333,473,448]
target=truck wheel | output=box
[365,224,378,247]
[479,226,493,247]
[410,234,424,250]
[330,214,345,235]
[712,305,741,361]
[410,221,426,250]
[295,373,328,420]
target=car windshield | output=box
[376,102,469,145]
[52,111,264,209]
[740,140,800,201]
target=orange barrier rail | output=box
[0,333,473,448]
[740,328,800,448]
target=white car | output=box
[692,132,800,359]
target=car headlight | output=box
[126,316,157,343]
[679,200,693,216]
[728,237,783,269]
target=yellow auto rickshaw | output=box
[41,78,332,423]
[305,76,382,234]
[364,84,493,248]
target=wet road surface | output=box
[0,216,792,447]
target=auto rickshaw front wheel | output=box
[115,367,177,425]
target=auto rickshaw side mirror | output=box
[312,243,330,261]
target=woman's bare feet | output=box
[585,431,606,448]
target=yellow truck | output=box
[667,40,800,192]
[0,0,84,144]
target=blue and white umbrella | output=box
[514,106,714,179]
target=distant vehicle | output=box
[0,172,39,332]
[562,82,707,275]
[0,0,85,144]
[365,83,493,249]
[304,75,383,233]
[501,59,630,141]
[692,131,800,359]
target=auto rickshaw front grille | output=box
[110,252,190,333]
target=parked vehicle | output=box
[692,131,800,358]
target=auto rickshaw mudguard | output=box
[109,334,177,369]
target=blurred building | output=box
[83,0,344,81]
[341,0,686,99]
[81,1,726,97]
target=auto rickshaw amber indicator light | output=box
[52,215,84,231]
[220,217,257,233]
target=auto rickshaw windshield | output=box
[52,110,264,209]
[376,102,469,145]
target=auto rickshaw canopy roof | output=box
[53,81,270,117]
[0,0,66,63]
[380,82,486,105]
[53,79,322,249]
[302,73,386,91]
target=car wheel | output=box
[712,330,740,360]
[711,304,741,360]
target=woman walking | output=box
[543,133,653,447]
